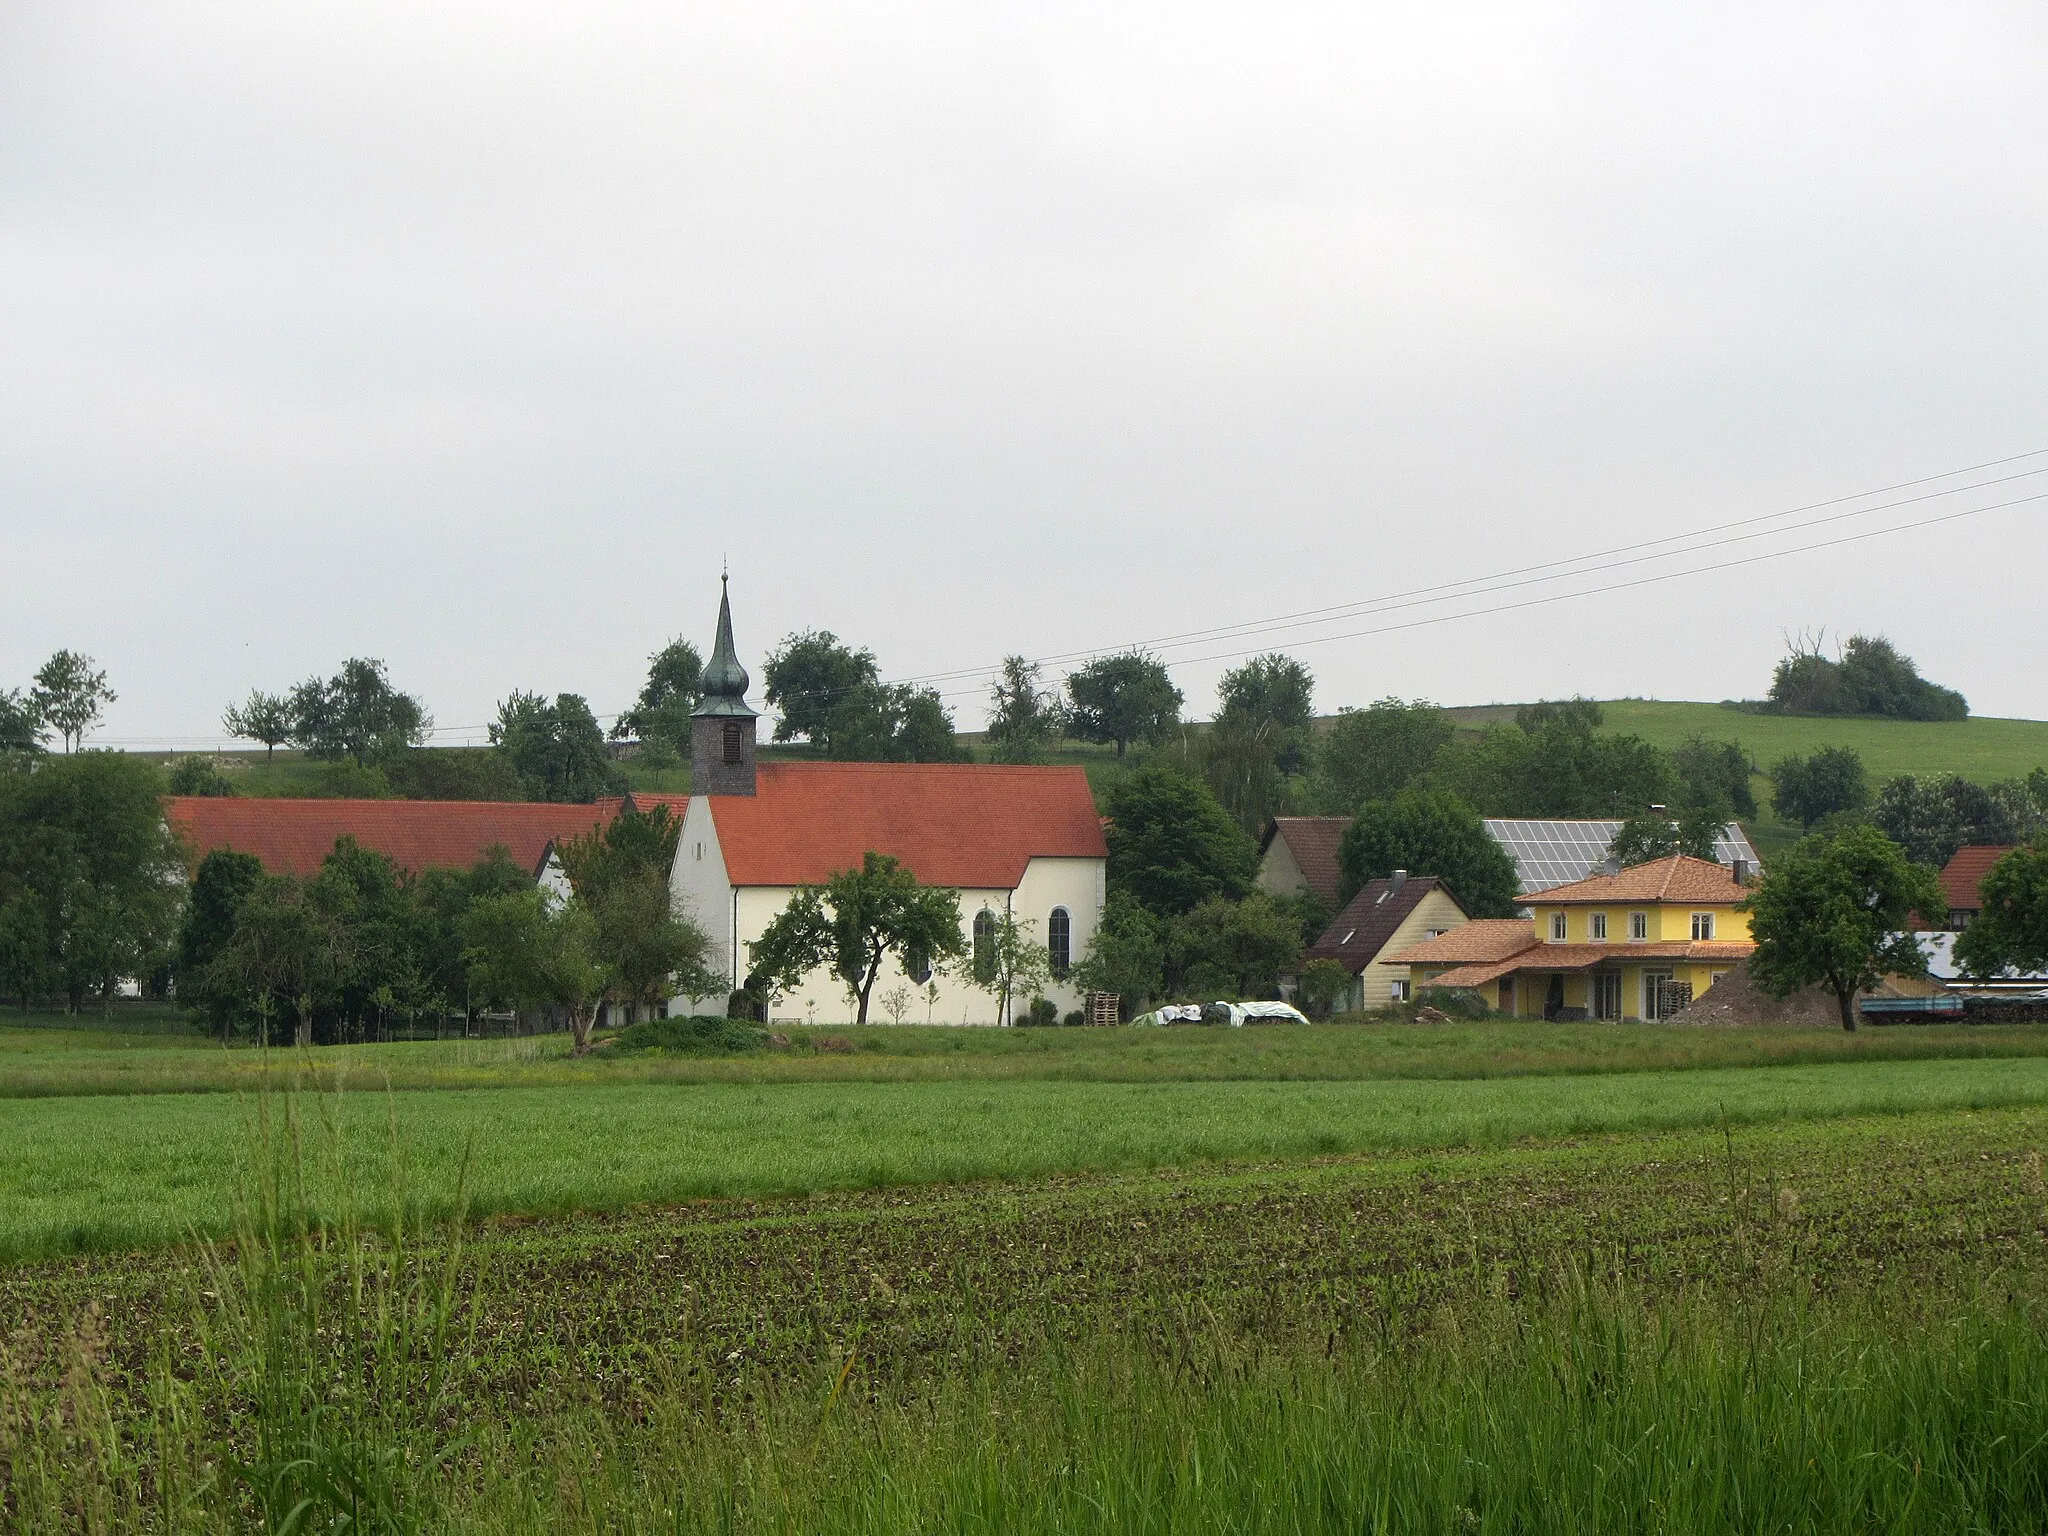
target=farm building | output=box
[665,581,1108,1024]
[1388,854,1756,1020]
[1927,844,2014,930]
[1257,817,1348,908]
[164,795,611,883]
[1257,815,1761,907]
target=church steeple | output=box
[691,575,758,795]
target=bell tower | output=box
[691,575,758,796]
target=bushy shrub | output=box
[1416,985,1490,1019]
[1062,1009,1086,1027]
[167,754,240,797]
[1016,997,1060,1027]
[612,1015,768,1054]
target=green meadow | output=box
[11,1014,2048,1097]
[8,1053,2048,1261]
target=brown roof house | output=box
[1257,817,1349,909]
[1930,845,2014,930]
[1291,871,1470,1012]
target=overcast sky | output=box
[3,1,2046,747]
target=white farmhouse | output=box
[665,581,1108,1024]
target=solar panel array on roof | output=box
[1482,819,1761,896]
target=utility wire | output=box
[100,447,2048,748]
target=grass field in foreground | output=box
[7,1054,2048,1261]
[7,1106,2047,1532]
[10,1017,2048,1098]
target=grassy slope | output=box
[12,1018,2048,1097]
[6,1054,2048,1259]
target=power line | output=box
[94,446,2048,748]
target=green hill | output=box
[1444,700,2048,786]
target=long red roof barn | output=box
[164,796,612,878]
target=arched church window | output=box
[1048,907,1071,977]
[972,909,998,986]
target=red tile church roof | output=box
[164,796,611,879]
[706,762,1106,889]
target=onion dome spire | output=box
[695,573,757,719]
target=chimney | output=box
[1390,869,1407,894]
[1732,857,1749,885]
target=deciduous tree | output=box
[986,656,1062,765]
[1742,825,1943,1032]
[748,853,966,1024]
[1607,805,1727,866]
[1217,654,1315,775]
[1310,698,1453,814]
[1870,773,2020,867]
[615,639,704,753]
[461,887,610,1053]
[0,689,44,755]
[1770,746,1870,831]
[208,873,349,1047]
[491,691,619,802]
[967,907,1054,1026]
[557,804,717,1016]
[31,650,115,753]
[1163,891,1302,999]
[1337,789,1519,917]
[1064,652,1182,760]
[222,690,293,762]
[0,751,186,1012]
[1068,892,1164,1019]
[288,659,430,765]
[177,849,263,1037]
[1101,767,1256,919]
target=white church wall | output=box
[668,795,735,1008]
[723,859,1106,1026]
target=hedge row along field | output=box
[4,1104,2046,1531]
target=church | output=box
[665,582,1108,1025]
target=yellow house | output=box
[1385,855,1755,1021]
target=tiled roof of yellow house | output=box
[1425,939,1755,990]
[1523,854,1749,906]
[1386,919,1540,968]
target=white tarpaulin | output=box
[1129,1001,1310,1027]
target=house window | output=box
[1048,907,1071,977]
[1390,978,1411,1002]
[1549,912,1567,941]
[1691,912,1715,941]
[722,721,743,764]
[1589,912,1607,941]
[972,909,998,985]
[1423,929,1445,941]
[1628,911,1648,941]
